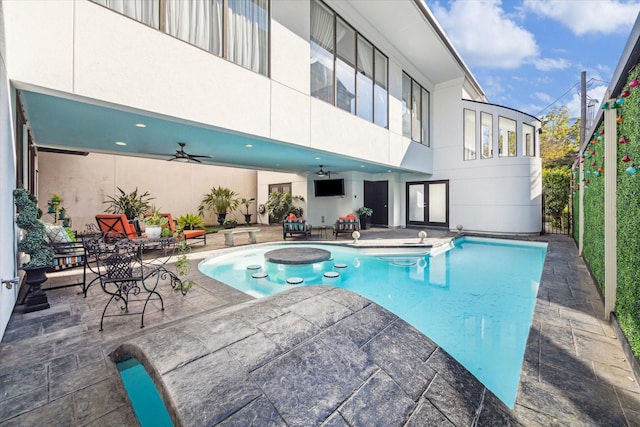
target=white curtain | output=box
[227,0,268,75]
[92,0,159,28]
[310,0,333,52]
[357,38,373,78]
[166,0,223,54]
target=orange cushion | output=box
[183,229,205,239]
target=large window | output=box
[498,116,516,157]
[310,0,388,128]
[310,0,334,104]
[336,18,356,114]
[463,109,476,160]
[374,50,388,128]
[481,112,493,158]
[402,72,430,146]
[356,35,373,122]
[92,0,269,76]
[93,0,160,28]
[523,123,535,157]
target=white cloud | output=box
[533,92,553,102]
[429,0,539,69]
[532,57,571,71]
[523,0,640,36]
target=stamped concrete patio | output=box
[0,226,639,426]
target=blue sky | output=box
[425,0,640,119]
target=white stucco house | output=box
[0,0,541,337]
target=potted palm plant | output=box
[239,198,255,225]
[14,188,54,312]
[198,186,240,225]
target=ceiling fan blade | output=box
[188,154,211,159]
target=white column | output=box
[578,160,584,255]
[604,95,617,320]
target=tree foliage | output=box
[542,167,571,229]
[540,105,580,168]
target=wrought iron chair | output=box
[95,241,164,331]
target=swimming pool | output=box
[199,236,547,408]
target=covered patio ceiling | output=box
[19,88,409,176]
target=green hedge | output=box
[616,67,640,355]
[579,66,640,357]
[581,123,605,289]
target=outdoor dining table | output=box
[92,235,186,331]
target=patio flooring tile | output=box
[0,227,639,425]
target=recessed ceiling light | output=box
[315,157,320,160]
[135,123,146,128]
[387,170,392,173]
[115,141,127,146]
[360,165,365,168]
[245,144,253,148]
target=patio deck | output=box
[0,226,638,425]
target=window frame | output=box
[463,109,476,160]
[498,116,517,157]
[309,0,388,128]
[523,123,535,157]
[402,72,430,146]
[480,112,493,159]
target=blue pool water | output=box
[199,236,547,408]
[117,358,173,426]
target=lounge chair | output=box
[283,216,312,240]
[333,214,360,239]
[144,213,206,246]
[95,213,140,240]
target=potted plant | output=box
[57,206,67,220]
[13,188,55,312]
[142,212,168,239]
[104,187,154,233]
[198,186,240,225]
[265,192,305,223]
[223,218,238,228]
[239,198,255,225]
[177,213,205,231]
[356,207,373,230]
[104,187,154,220]
[47,193,62,214]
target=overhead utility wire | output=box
[535,77,609,117]
[535,82,579,117]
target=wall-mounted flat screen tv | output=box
[314,178,345,197]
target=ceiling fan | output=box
[315,165,335,178]
[166,142,211,163]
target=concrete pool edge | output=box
[108,286,516,426]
